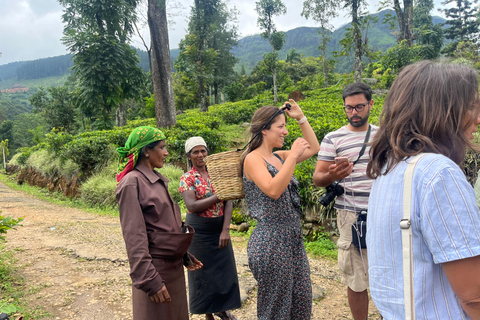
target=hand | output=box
[219,229,231,249]
[150,285,171,303]
[284,99,304,120]
[186,254,203,271]
[328,161,353,181]
[290,137,310,159]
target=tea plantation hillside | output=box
[9,87,385,215]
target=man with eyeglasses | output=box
[313,82,378,320]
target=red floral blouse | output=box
[179,167,224,217]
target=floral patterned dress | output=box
[179,167,223,217]
[243,155,312,320]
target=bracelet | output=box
[297,116,308,125]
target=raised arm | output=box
[244,138,309,199]
[283,99,320,163]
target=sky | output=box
[0,0,444,66]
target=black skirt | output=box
[185,213,242,314]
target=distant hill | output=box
[0,9,446,88]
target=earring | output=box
[145,153,149,158]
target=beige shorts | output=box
[336,209,369,292]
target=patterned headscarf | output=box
[116,126,166,183]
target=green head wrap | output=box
[117,126,166,182]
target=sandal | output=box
[214,311,237,320]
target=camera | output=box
[318,181,344,207]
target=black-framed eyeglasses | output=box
[343,101,370,113]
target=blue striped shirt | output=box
[367,153,480,320]
[318,125,378,212]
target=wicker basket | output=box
[205,150,245,200]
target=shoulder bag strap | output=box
[352,125,372,167]
[401,153,428,320]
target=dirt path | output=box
[0,181,381,319]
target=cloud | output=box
[0,0,67,65]
[0,0,445,66]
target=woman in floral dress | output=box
[241,101,320,320]
[179,136,241,320]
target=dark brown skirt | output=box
[132,257,189,320]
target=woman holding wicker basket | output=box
[179,136,241,320]
[241,100,320,320]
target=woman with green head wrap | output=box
[116,126,203,320]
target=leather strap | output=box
[401,153,429,320]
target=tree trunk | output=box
[148,0,176,128]
[148,42,154,91]
[394,0,413,46]
[273,66,278,103]
[115,103,127,127]
[199,78,208,112]
[214,82,219,105]
[322,50,328,88]
[352,0,363,83]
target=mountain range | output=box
[0,9,445,88]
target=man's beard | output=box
[348,111,369,128]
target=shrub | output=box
[80,161,118,208]
[304,228,337,260]
[209,101,258,125]
[62,138,115,177]
[0,213,23,242]
[158,164,185,204]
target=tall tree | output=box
[148,0,177,127]
[345,0,367,83]
[255,0,287,103]
[210,3,239,105]
[30,86,78,133]
[176,0,238,111]
[302,0,338,88]
[387,0,414,45]
[59,0,145,129]
[441,0,479,42]
[413,0,443,56]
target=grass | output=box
[304,238,338,260]
[0,244,51,318]
[304,228,338,260]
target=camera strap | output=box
[352,124,371,167]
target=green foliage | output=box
[0,300,18,315]
[29,86,78,133]
[453,41,480,66]
[80,161,118,208]
[61,137,116,177]
[0,214,23,242]
[209,101,258,125]
[172,73,198,110]
[158,164,186,204]
[304,228,337,260]
[231,208,245,224]
[25,149,80,178]
[59,0,145,129]
[441,0,479,42]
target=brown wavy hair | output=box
[367,60,480,178]
[240,106,287,173]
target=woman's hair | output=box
[137,140,163,164]
[240,106,286,172]
[367,60,480,178]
